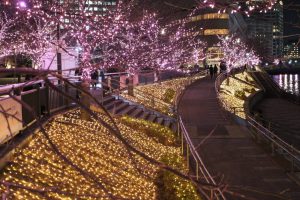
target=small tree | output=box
[218,35,260,85]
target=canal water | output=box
[272,74,300,96]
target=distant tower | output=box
[57,0,118,24]
[284,42,300,59]
[230,1,284,61]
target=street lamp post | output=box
[56,0,62,78]
[56,23,62,76]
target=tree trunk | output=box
[226,75,230,86]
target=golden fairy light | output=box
[0,109,200,199]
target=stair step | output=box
[170,123,177,133]
[156,117,164,125]
[164,120,171,128]
[130,108,144,118]
[140,112,150,120]
[148,114,157,123]
[104,100,122,110]
[118,105,136,116]
[102,95,115,105]
[114,102,129,114]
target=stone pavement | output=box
[178,76,300,200]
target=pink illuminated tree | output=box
[218,35,260,74]
[197,0,280,16]
[0,12,14,59]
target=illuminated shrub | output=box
[163,88,176,104]
[234,90,247,100]
[121,116,177,146]
[157,154,201,200]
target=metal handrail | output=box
[253,115,300,139]
[173,71,226,199]
[179,117,226,199]
[247,116,300,154]
[247,116,300,171]
[214,70,300,171]
[0,76,81,96]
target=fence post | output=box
[186,144,189,169]
[181,130,184,155]
[36,85,41,118]
[255,123,261,143]
[45,83,51,115]
[271,139,275,156]
[177,120,180,138]
[64,83,69,107]
[196,160,199,180]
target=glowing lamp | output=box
[18,1,27,8]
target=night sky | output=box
[284,0,300,43]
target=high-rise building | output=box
[0,0,118,18]
[64,0,117,15]
[229,1,284,61]
[284,42,300,59]
[56,0,118,24]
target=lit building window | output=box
[204,29,229,35]
[206,47,223,61]
[190,13,229,22]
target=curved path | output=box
[178,76,300,200]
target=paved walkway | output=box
[178,76,300,200]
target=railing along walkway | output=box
[178,73,300,200]
[215,71,300,172]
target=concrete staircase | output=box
[93,95,177,132]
